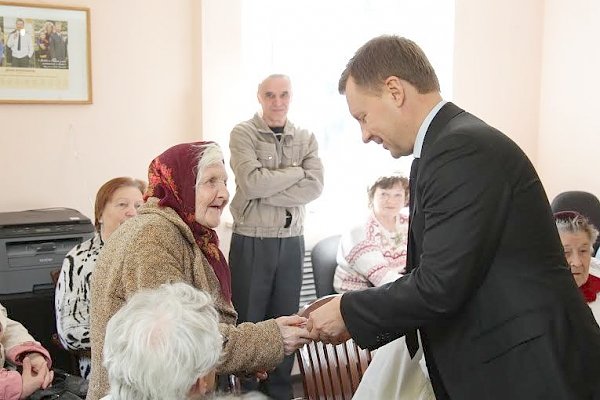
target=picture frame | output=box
[0,2,91,104]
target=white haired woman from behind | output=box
[101,282,222,400]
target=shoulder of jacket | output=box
[231,114,266,134]
[139,203,197,246]
[285,120,314,137]
[294,128,315,141]
[230,122,262,143]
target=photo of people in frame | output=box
[0,2,89,103]
[34,19,68,69]
[0,16,68,69]
[3,17,34,68]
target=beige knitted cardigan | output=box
[86,199,284,400]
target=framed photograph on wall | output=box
[0,2,91,104]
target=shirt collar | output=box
[412,99,447,158]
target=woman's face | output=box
[195,163,229,228]
[100,186,144,240]
[372,183,406,221]
[559,230,593,287]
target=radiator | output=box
[299,250,317,309]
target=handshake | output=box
[275,295,351,355]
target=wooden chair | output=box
[296,295,373,400]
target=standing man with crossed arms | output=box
[229,74,324,400]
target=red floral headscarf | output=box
[145,141,231,301]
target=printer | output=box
[0,208,94,294]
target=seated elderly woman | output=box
[555,211,600,321]
[332,175,434,400]
[101,282,222,400]
[1,303,53,400]
[334,175,409,293]
[55,177,146,379]
[87,142,311,400]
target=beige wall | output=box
[537,0,600,200]
[454,0,600,202]
[3,0,599,222]
[453,0,544,164]
[0,0,203,219]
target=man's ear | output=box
[384,76,405,105]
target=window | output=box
[204,0,455,245]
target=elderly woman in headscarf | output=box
[87,142,311,400]
[555,211,600,322]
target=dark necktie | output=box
[405,156,420,358]
[407,156,420,270]
[409,158,419,209]
[17,32,21,51]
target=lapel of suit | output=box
[407,102,464,271]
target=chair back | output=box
[311,236,341,297]
[551,191,600,253]
[296,295,373,400]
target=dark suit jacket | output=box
[341,103,600,399]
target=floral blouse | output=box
[334,212,408,293]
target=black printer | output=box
[0,208,94,294]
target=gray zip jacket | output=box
[229,113,324,238]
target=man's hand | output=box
[19,356,53,399]
[306,295,351,344]
[275,315,313,355]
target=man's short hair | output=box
[338,35,440,95]
[103,282,222,400]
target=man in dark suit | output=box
[307,35,600,399]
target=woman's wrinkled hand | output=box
[275,315,313,355]
[19,356,54,399]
